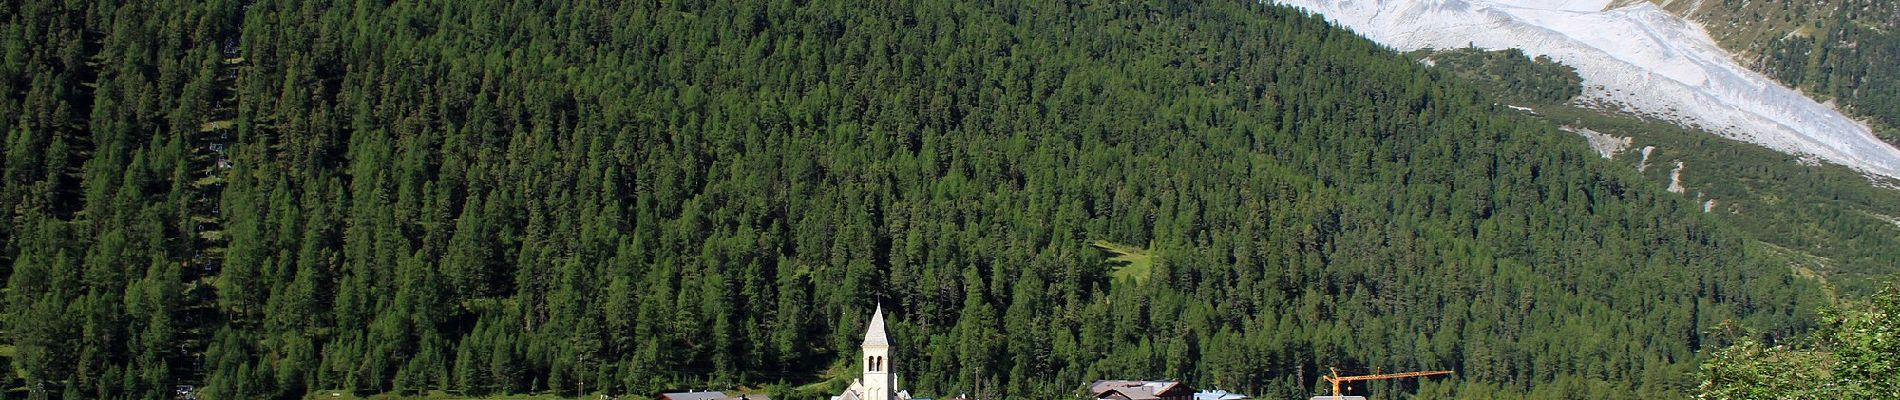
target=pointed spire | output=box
[863,304,890,346]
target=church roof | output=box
[863,305,890,346]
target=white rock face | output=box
[1562,126,1631,158]
[1668,161,1686,193]
[1273,0,1900,180]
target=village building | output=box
[832,305,913,400]
[1088,380,1193,400]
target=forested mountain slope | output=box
[1271,0,1900,182]
[1415,47,1900,295]
[1285,0,1900,295]
[0,0,1824,399]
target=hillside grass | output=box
[1091,240,1154,285]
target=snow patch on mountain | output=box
[1273,0,1900,180]
[1491,0,1608,11]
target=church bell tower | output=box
[862,305,893,400]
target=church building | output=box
[832,305,913,400]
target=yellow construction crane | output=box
[1322,367,1452,397]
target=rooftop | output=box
[863,305,890,346]
[1089,380,1187,400]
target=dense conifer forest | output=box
[0,0,1834,399]
[1407,48,1582,105]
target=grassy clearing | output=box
[200,119,235,132]
[1090,240,1153,285]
